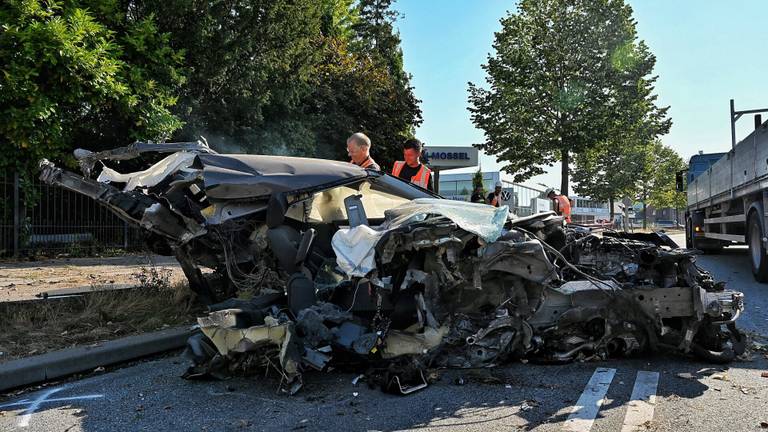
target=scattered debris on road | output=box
[40,143,747,394]
[520,399,539,411]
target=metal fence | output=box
[0,171,145,258]
[438,178,550,217]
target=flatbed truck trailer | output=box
[681,100,768,281]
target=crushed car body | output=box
[39,142,745,394]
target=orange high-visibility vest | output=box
[360,157,374,169]
[392,161,431,189]
[490,194,500,207]
[350,156,377,169]
[554,195,572,223]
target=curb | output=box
[0,327,194,392]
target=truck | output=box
[679,100,768,281]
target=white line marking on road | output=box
[0,399,30,409]
[17,387,63,427]
[621,371,659,432]
[0,395,105,409]
[0,385,104,428]
[563,367,617,432]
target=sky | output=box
[394,0,768,192]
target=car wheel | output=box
[748,211,768,282]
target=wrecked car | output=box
[39,141,745,394]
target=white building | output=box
[570,196,612,224]
[437,171,550,217]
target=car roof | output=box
[195,154,370,199]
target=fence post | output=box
[13,172,19,257]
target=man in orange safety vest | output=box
[486,181,503,207]
[346,132,380,171]
[546,188,572,223]
[391,138,434,192]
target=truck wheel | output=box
[748,212,768,282]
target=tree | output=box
[339,0,422,167]
[573,23,671,217]
[1,0,421,185]
[472,169,486,200]
[0,0,183,180]
[635,141,659,229]
[468,0,670,196]
[647,144,687,223]
[573,139,645,221]
[128,0,326,155]
[131,0,421,166]
[634,141,685,229]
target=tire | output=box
[747,211,768,282]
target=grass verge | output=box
[0,268,199,363]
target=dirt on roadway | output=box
[0,255,185,302]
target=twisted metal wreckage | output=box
[39,141,745,395]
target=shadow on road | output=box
[1,347,766,432]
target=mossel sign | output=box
[425,146,479,169]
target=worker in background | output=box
[470,185,485,203]
[546,188,572,223]
[486,181,503,207]
[391,138,434,191]
[346,132,380,171]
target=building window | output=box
[456,180,473,196]
[439,181,457,196]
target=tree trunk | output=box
[642,201,647,230]
[560,149,569,196]
[609,197,615,223]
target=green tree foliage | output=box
[573,17,671,215]
[0,0,184,179]
[573,140,642,220]
[468,0,670,196]
[472,169,485,193]
[634,141,685,228]
[128,0,326,155]
[646,142,687,220]
[129,0,420,167]
[308,0,422,170]
[472,169,485,194]
[2,0,420,182]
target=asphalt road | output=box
[2,234,768,432]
